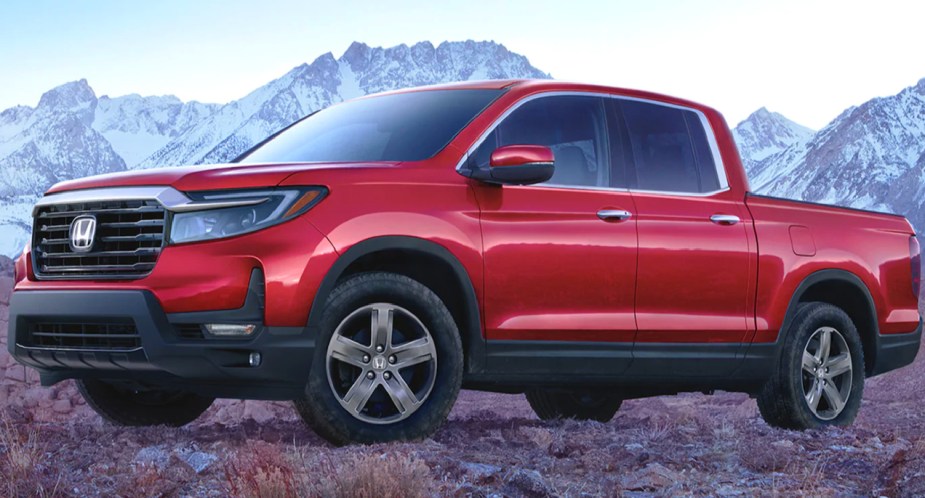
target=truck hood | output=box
[45,162,401,194]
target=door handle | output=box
[710,214,740,226]
[597,209,633,222]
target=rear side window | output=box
[619,100,722,194]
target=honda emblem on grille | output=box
[69,215,97,252]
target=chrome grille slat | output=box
[42,248,161,259]
[32,199,166,280]
[37,206,164,218]
[39,238,70,245]
[39,263,157,273]
[101,219,165,228]
[100,233,164,242]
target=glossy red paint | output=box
[632,190,756,343]
[13,79,921,352]
[746,195,918,341]
[475,183,637,342]
[12,246,29,285]
[46,162,401,194]
[15,214,337,327]
[489,145,555,167]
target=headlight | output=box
[169,187,325,244]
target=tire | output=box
[526,389,622,422]
[77,379,213,427]
[294,272,463,445]
[756,302,865,430]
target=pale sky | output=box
[0,0,922,129]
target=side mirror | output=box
[483,145,555,185]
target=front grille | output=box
[33,199,166,279]
[25,321,141,350]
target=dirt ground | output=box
[1,276,923,497]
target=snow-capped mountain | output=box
[141,40,549,168]
[94,94,220,166]
[736,78,925,231]
[0,40,549,257]
[732,107,814,188]
[0,80,126,199]
[0,80,220,257]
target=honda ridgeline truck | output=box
[7,80,922,445]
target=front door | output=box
[467,94,638,375]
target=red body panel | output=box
[746,196,918,341]
[13,79,920,351]
[632,191,756,343]
[15,215,337,327]
[473,184,637,342]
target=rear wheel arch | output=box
[308,236,485,373]
[780,269,879,375]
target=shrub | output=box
[312,452,435,498]
[0,414,61,497]
[226,443,302,498]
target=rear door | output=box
[613,98,754,376]
[469,94,638,375]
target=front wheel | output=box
[294,272,463,445]
[77,379,213,426]
[756,302,865,430]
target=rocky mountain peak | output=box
[736,76,925,232]
[733,107,814,174]
[341,41,371,70]
[36,79,97,114]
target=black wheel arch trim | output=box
[756,268,882,376]
[306,236,486,373]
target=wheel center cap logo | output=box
[69,215,97,253]
[372,355,387,370]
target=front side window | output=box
[469,95,612,188]
[238,89,503,163]
[619,100,722,194]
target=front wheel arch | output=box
[307,236,485,374]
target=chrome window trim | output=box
[456,90,731,197]
[513,183,631,194]
[33,186,263,216]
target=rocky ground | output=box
[0,274,923,497]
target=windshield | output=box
[237,89,503,163]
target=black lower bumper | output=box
[871,319,922,376]
[6,279,315,400]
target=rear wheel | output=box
[295,272,463,445]
[77,379,213,427]
[526,389,622,422]
[756,302,865,430]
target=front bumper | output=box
[6,271,315,400]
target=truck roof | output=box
[375,79,721,117]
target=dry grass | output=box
[226,443,435,498]
[312,452,435,498]
[226,443,301,498]
[0,414,61,497]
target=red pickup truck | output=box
[7,80,921,445]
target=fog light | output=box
[248,352,262,367]
[204,324,257,337]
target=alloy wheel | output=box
[326,303,438,424]
[801,326,853,420]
